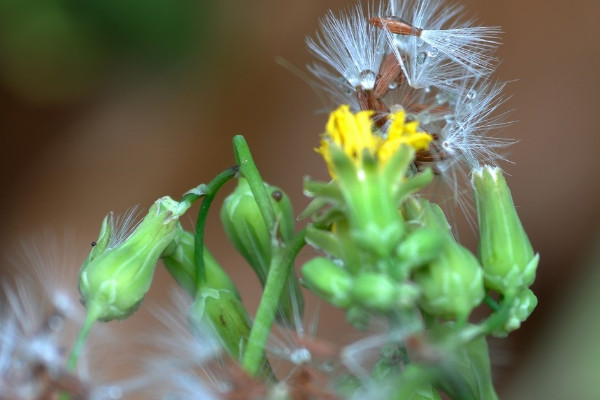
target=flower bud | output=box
[492,288,538,337]
[402,196,452,237]
[301,257,353,308]
[351,273,420,312]
[161,228,240,298]
[393,227,445,280]
[472,166,539,295]
[413,239,485,320]
[190,287,250,358]
[220,177,303,324]
[79,196,183,321]
[351,272,397,312]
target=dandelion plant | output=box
[0,0,538,399]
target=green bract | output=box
[79,196,185,321]
[472,166,539,295]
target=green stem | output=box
[483,293,500,312]
[233,135,276,231]
[193,166,239,289]
[67,310,97,371]
[242,228,307,376]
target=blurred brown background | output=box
[1,0,599,397]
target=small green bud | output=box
[190,287,251,359]
[301,257,353,308]
[493,289,538,337]
[79,196,184,321]
[161,228,240,298]
[351,273,397,312]
[402,196,452,237]
[393,227,445,280]
[413,239,485,320]
[472,166,539,295]
[220,177,303,324]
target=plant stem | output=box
[67,308,98,371]
[483,293,500,312]
[192,166,239,289]
[242,228,307,376]
[233,135,276,231]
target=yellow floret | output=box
[317,105,433,178]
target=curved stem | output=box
[233,135,276,231]
[242,228,307,376]
[193,166,239,289]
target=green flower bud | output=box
[472,166,539,295]
[493,289,538,337]
[79,196,184,321]
[351,272,397,312]
[350,273,419,312]
[401,196,484,319]
[301,257,353,308]
[190,287,250,358]
[345,306,370,330]
[161,227,240,298]
[402,196,452,237]
[220,177,303,324]
[413,240,485,320]
[393,227,445,280]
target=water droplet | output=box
[466,89,477,100]
[426,47,439,58]
[290,348,312,365]
[435,93,447,104]
[388,81,398,90]
[416,52,427,65]
[424,86,432,93]
[376,45,386,55]
[359,70,376,90]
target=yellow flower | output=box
[317,105,432,178]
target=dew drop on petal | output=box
[359,70,376,90]
[435,93,447,104]
[416,52,427,65]
[466,89,477,100]
[388,81,398,90]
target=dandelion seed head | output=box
[307,3,387,91]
